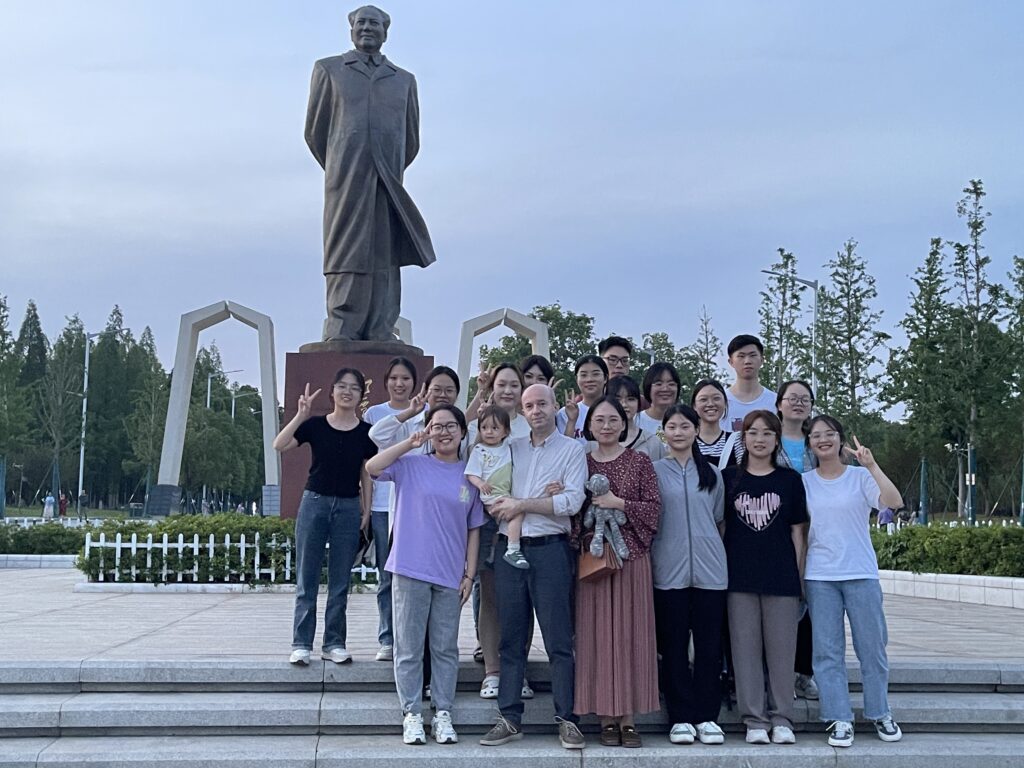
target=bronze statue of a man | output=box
[305,5,435,342]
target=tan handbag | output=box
[577,532,622,582]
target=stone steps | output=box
[2,733,1023,768]
[2,689,1023,738]
[2,659,1021,694]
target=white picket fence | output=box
[82,532,380,584]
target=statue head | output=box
[349,5,390,55]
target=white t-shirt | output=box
[635,410,663,435]
[721,386,777,432]
[555,402,589,443]
[803,466,883,581]
[364,402,402,512]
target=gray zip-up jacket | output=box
[650,456,727,590]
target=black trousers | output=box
[653,587,726,725]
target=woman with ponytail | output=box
[650,405,728,746]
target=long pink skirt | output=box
[574,552,660,717]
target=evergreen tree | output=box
[814,239,889,432]
[758,248,810,389]
[0,296,30,462]
[15,300,49,388]
[688,305,728,381]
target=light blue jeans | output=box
[371,509,393,647]
[805,578,892,722]
[292,491,361,651]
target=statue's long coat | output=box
[305,50,435,275]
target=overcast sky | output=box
[2,1,1022,399]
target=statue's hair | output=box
[348,6,391,31]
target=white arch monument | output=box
[150,301,281,516]
[456,308,550,409]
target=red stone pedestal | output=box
[280,348,434,519]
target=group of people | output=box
[273,333,904,751]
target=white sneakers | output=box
[431,710,458,744]
[323,647,352,664]
[669,722,696,743]
[670,721,724,745]
[403,712,426,745]
[827,720,854,747]
[288,649,310,665]
[375,644,394,662]
[771,725,796,744]
[403,711,458,745]
[696,721,725,744]
[745,728,770,744]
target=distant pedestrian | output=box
[877,507,896,535]
[43,492,55,519]
[58,492,68,517]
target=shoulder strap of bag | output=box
[719,431,740,471]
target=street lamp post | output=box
[231,388,259,421]
[761,269,819,395]
[76,331,102,519]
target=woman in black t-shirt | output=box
[722,410,808,746]
[273,367,378,666]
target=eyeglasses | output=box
[809,430,840,441]
[428,422,461,435]
[427,386,457,397]
[782,396,812,406]
[603,355,629,367]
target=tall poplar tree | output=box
[758,248,810,389]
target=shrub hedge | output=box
[5,515,1023,581]
[872,524,1024,578]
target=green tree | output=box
[477,303,596,395]
[123,328,168,501]
[15,300,49,389]
[688,305,727,381]
[0,296,30,464]
[758,248,810,389]
[640,331,700,390]
[814,239,890,432]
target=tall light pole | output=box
[231,388,259,421]
[761,269,819,395]
[76,331,102,519]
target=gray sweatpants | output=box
[392,572,462,715]
[727,591,800,730]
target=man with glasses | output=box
[721,335,777,432]
[481,384,587,750]
[598,336,633,379]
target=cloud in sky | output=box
[2,0,1022,399]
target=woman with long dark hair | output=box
[690,378,743,469]
[651,405,728,746]
[722,410,808,745]
[273,367,378,666]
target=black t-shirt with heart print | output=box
[722,466,809,596]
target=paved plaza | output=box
[2,569,1024,664]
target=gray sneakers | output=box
[556,717,585,749]
[874,715,903,742]
[479,716,522,746]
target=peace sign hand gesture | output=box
[401,384,428,422]
[408,429,430,450]
[296,383,322,421]
[563,387,581,424]
[844,435,876,468]
[476,362,493,397]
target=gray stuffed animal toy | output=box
[583,474,630,561]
